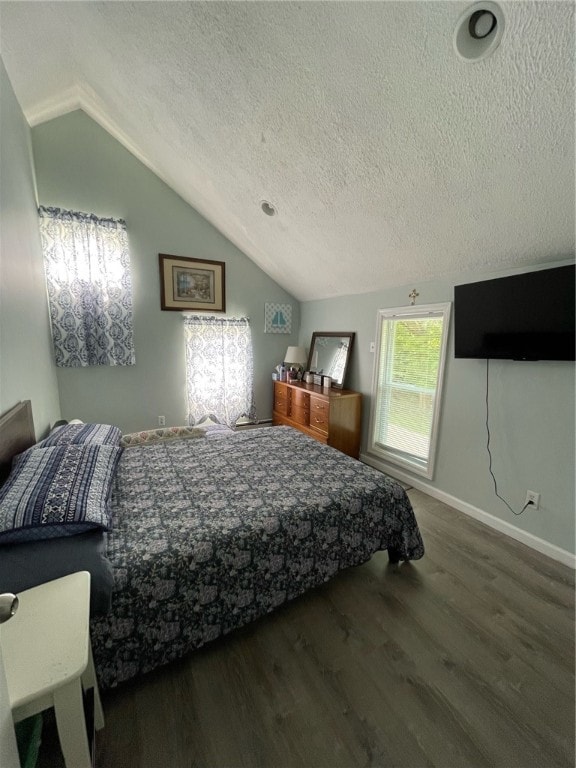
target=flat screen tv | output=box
[454,265,575,361]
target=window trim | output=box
[367,302,451,479]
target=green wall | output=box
[7,79,573,558]
[300,264,575,556]
[0,59,60,436]
[31,110,298,432]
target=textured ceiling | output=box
[1,1,574,301]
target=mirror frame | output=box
[306,332,355,390]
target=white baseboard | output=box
[361,453,576,570]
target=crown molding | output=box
[25,85,178,205]
[22,84,265,281]
[25,87,82,127]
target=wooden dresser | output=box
[272,380,362,458]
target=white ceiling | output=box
[1,1,574,301]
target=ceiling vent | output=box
[261,201,277,216]
[454,2,505,62]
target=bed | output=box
[0,401,424,690]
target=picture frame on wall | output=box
[159,254,226,312]
[264,302,292,334]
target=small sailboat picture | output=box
[271,310,287,329]
[265,302,292,333]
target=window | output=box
[368,303,451,478]
[38,206,135,367]
[183,315,255,427]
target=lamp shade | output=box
[284,346,307,365]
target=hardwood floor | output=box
[38,490,575,768]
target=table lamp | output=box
[284,346,307,380]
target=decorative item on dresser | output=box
[283,346,307,381]
[272,379,362,458]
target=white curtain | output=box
[38,206,135,367]
[184,315,255,427]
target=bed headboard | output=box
[0,400,35,484]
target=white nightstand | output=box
[0,571,104,768]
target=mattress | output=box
[90,426,424,688]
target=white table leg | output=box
[92,679,105,732]
[53,679,92,768]
[0,641,20,768]
[82,645,105,731]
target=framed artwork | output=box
[159,254,225,312]
[264,302,292,334]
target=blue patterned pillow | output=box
[0,444,122,544]
[37,423,122,448]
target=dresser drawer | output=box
[273,384,288,416]
[290,403,309,426]
[309,397,329,434]
[291,388,309,408]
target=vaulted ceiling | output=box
[1,1,574,301]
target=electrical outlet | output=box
[158,415,166,427]
[525,490,540,510]
[369,342,375,353]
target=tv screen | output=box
[454,265,575,361]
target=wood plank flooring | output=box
[37,490,575,768]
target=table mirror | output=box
[306,332,355,389]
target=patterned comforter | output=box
[90,426,424,689]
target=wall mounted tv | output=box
[454,264,575,361]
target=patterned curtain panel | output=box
[38,206,135,367]
[184,316,255,427]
